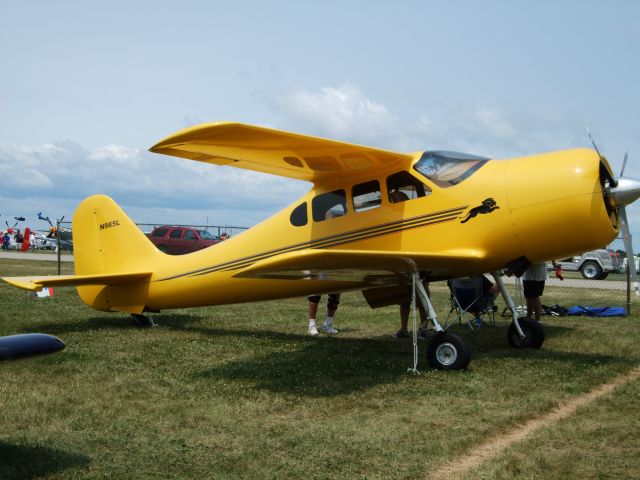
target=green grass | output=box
[1,259,639,479]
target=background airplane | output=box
[3,122,640,370]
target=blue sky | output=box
[1,1,639,245]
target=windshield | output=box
[198,230,216,240]
[414,151,490,188]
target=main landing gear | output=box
[410,273,472,371]
[492,272,545,350]
[409,271,545,371]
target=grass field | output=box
[1,258,639,479]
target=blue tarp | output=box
[565,306,627,317]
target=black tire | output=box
[157,244,170,253]
[581,261,602,280]
[427,332,472,370]
[597,272,609,280]
[507,318,545,349]
[131,314,155,328]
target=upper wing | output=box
[2,272,152,292]
[233,248,485,285]
[149,122,414,182]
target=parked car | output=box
[556,249,621,280]
[148,226,218,255]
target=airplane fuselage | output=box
[74,147,616,313]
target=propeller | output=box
[612,151,639,296]
[589,129,640,296]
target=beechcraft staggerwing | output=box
[3,123,640,370]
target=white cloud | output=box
[274,83,415,150]
[0,141,309,227]
[273,84,592,158]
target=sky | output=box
[1,1,639,247]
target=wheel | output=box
[597,272,609,280]
[131,314,155,327]
[157,244,170,253]
[581,261,602,280]
[426,332,472,370]
[507,318,545,349]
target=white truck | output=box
[557,249,621,280]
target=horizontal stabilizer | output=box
[234,248,485,285]
[2,272,152,292]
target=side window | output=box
[290,202,308,227]
[352,180,381,212]
[312,190,347,222]
[184,230,197,240]
[386,171,431,204]
[152,228,168,238]
[169,229,183,239]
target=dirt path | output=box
[429,366,640,479]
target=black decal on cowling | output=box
[460,198,499,223]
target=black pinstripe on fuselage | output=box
[156,205,468,282]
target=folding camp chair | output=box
[446,276,497,329]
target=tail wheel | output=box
[131,314,155,328]
[427,332,472,370]
[507,318,545,349]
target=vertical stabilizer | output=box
[72,195,158,313]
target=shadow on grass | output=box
[196,334,412,397]
[0,442,90,480]
[32,313,206,335]
[189,323,628,397]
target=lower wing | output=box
[233,248,486,285]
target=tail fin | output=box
[2,195,154,313]
[70,195,156,313]
[73,194,158,276]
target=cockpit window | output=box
[386,171,431,204]
[290,202,308,227]
[312,190,347,222]
[414,151,489,188]
[352,180,381,212]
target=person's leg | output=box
[307,295,320,335]
[322,294,340,333]
[532,297,542,321]
[400,303,410,332]
[523,281,534,320]
[525,298,534,320]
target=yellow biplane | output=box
[3,123,640,369]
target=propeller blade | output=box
[621,151,629,177]
[587,127,603,158]
[619,207,639,296]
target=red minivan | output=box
[148,226,218,255]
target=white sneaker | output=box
[308,324,319,336]
[322,323,338,334]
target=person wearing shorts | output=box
[523,263,547,322]
[307,293,340,335]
